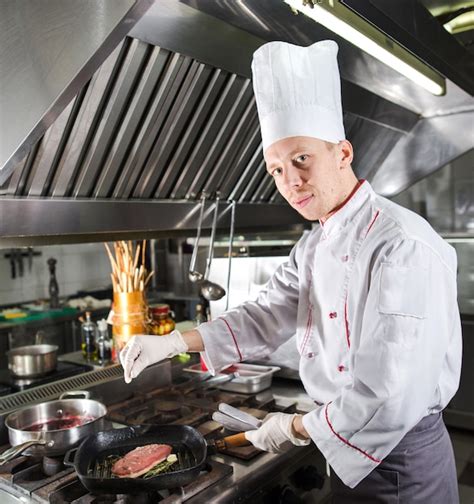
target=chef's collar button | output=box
[329,312,337,319]
[306,352,315,358]
[338,365,345,372]
[342,255,349,262]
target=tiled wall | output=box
[0,243,111,307]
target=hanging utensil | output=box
[188,194,206,283]
[200,194,226,301]
[225,200,236,311]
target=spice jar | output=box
[150,304,175,336]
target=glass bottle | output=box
[81,311,97,362]
[96,319,111,365]
[194,303,206,325]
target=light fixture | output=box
[284,0,446,96]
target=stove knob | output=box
[263,485,303,504]
[291,465,325,491]
[279,485,303,504]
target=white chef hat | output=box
[251,40,345,152]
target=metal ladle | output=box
[188,194,206,283]
[225,200,236,311]
[200,195,226,301]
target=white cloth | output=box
[251,40,345,152]
[198,180,462,488]
[120,331,188,383]
[245,413,310,453]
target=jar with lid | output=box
[150,304,175,336]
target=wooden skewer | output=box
[133,268,139,291]
[144,270,154,287]
[110,273,118,293]
[121,272,127,293]
[106,240,154,294]
[133,245,140,272]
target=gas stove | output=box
[0,361,330,503]
[0,362,93,396]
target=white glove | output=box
[119,331,188,383]
[245,413,311,453]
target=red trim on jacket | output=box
[219,318,243,361]
[344,299,350,348]
[325,403,381,463]
[320,180,365,226]
[366,210,380,236]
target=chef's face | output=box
[264,136,355,221]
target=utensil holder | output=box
[111,291,149,361]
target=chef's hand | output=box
[120,331,188,383]
[244,413,311,453]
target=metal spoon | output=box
[188,194,206,283]
[225,200,236,311]
[200,195,226,301]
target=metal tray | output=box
[184,363,280,394]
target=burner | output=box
[0,361,93,394]
[42,456,64,476]
[154,400,182,413]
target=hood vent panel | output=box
[2,36,409,207]
[3,38,276,204]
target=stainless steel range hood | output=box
[1,0,473,245]
[0,0,154,186]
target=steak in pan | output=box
[112,444,172,478]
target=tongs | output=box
[212,403,262,432]
[193,372,239,390]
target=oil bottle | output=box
[81,311,97,362]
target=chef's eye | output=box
[295,154,308,163]
[271,167,283,177]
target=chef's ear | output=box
[338,140,353,168]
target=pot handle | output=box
[63,448,78,468]
[59,390,91,400]
[0,439,51,465]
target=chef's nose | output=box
[283,166,304,188]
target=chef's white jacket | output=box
[198,180,462,488]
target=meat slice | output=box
[112,444,173,478]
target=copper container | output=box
[111,291,149,361]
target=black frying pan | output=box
[64,424,248,493]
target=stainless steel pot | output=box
[7,344,58,377]
[0,391,107,464]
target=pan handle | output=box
[213,432,250,451]
[0,439,51,465]
[63,448,78,468]
[222,432,249,447]
[59,390,91,400]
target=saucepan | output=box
[0,391,107,464]
[64,424,250,493]
[7,331,58,377]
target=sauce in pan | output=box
[25,415,95,431]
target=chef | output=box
[120,40,462,502]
